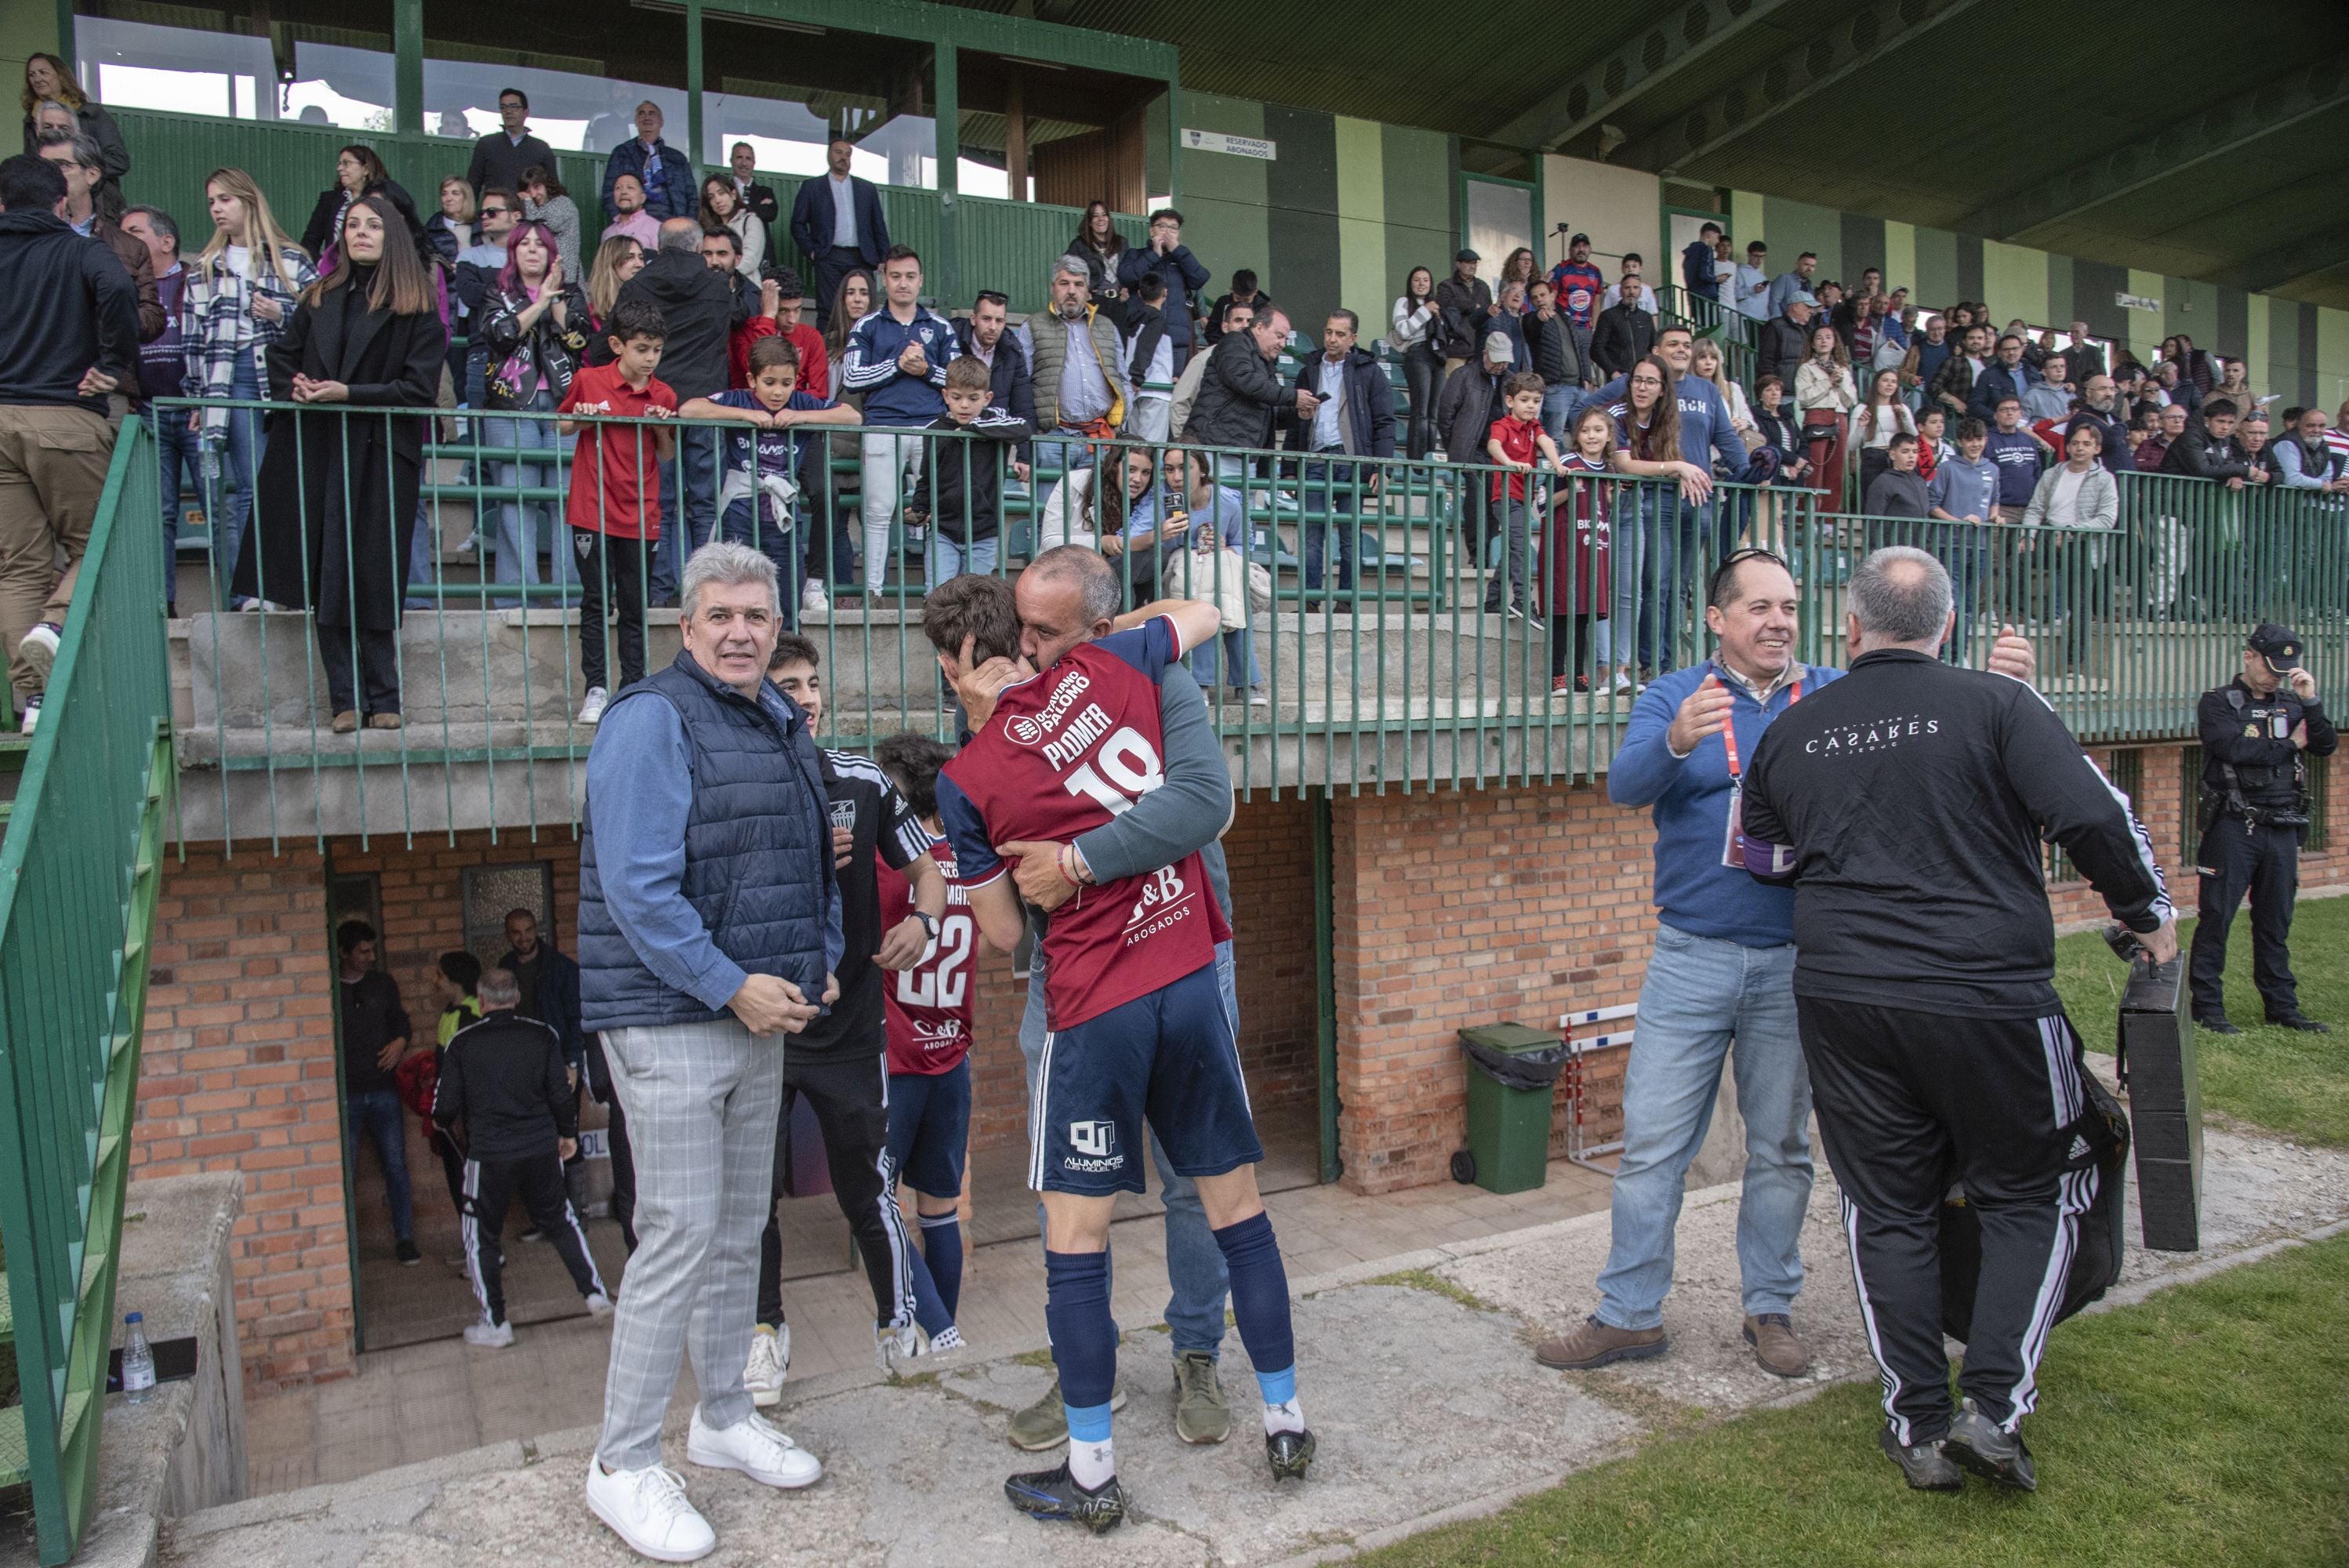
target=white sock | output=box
[1068,1435,1116,1490]
[1262,1398,1306,1436]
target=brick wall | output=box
[1331,782,1654,1196]
[133,844,351,1386]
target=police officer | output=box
[2189,623,2338,1034]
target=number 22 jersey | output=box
[879,840,975,1075]
[938,615,1231,1032]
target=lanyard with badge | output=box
[1717,662,1801,872]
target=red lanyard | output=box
[1717,666,1801,779]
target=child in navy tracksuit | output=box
[681,336,863,624]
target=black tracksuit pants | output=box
[1797,996,2098,1443]
[757,1049,917,1330]
[2189,815,2302,1019]
[463,1149,607,1326]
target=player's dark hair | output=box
[920,572,1021,665]
[336,918,376,954]
[746,336,799,376]
[437,949,482,995]
[606,297,666,345]
[1956,416,1988,441]
[875,732,955,821]
[768,632,819,673]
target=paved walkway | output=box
[245,1152,1613,1496]
[174,1086,2349,1568]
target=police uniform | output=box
[2188,624,2338,1033]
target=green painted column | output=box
[932,40,958,304]
[393,0,423,136]
[685,0,705,176]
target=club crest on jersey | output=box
[1066,1120,1123,1171]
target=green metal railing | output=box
[155,394,2347,851]
[0,418,176,1565]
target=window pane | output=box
[1466,180,1532,277]
[700,20,935,191]
[71,13,398,127]
[419,57,680,152]
[422,0,687,152]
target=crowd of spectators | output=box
[7,60,2345,735]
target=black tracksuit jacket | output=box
[1740,649,2171,1018]
[432,1008,576,1161]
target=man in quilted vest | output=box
[575,539,844,1562]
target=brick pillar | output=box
[133,845,353,1386]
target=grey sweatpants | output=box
[594,1017,784,1470]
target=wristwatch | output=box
[912,911,939,941]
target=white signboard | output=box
[2116,291,2162,313]
[1182,128,1276,162]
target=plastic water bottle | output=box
[200,445,221,485]
[122,1312,156,1401]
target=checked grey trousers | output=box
[595,1018,784,1471]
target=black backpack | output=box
[1938,1052,2129,1341]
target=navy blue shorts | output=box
[1030,961,1262,1196]
[886,1058,971,1200]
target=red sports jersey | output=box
[880,840,975,1074]
[938,616,1230,1031]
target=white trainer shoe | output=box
[463,1316,514,1348]
[585,1457,715,1563]
[16,622,59,686]
[875,1321,933,1373]
[585,1290,614,1317]
[685,1406,822,1490]
[743,1323,789,1407]
[578,686,609,724]
[801,577,829,615]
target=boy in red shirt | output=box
[557,299,676,724]
[728,266,830,397]
[1484,371,1565,619]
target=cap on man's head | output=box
[1570,232,1590,245]
[1483,331,1514,361]
[2248,623,2303,672]
[1789,291,1817,308]
[1455,247,1480,263]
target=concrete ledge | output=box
[0,1173,245,1568]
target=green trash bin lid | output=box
[1458,1022,1559,1053]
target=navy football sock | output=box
[920,1210,964,1321]
[1043,1248,1119,1413]
[1212,1211,1302,1417]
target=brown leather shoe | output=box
[1534,1315,1667,1370]
[330,710,358,734]
[365,712,402,731]
[1742,1312,1810,1378]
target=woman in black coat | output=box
[235,194,446,731]
[300,143,428,265]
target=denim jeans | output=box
[925,532,999,586]
[1487,496,1530,612]
[652,426,717,604]
[1020,940,1235,1358]
[721,496,800,626]
[1539,383,1575,447]
[345,1087,416,1243]
[484,391,572,608]
[1612,486,1674,671]
[208,356,267,605]
[1190,627,1263,689]
[156,405,201,613]
[1300,455,1365,592]
[1593,924,1812,1329]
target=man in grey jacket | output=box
[939,544,1248,1452]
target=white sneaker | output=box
[685,1406,822,1490]
[463,1316,514,1348]
[16,622,59,685]
[586,1457,716,1563]
[874,1322,932,1373]
[743,1323,788,1407]
[585,1291,613,1317]
[578,686,609,724]
[1609,670,1632,697]
[17,695,40,735]
[801,578,829,615]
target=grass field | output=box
[2054,891,2348,1146]
[1357,1233,2349,1568]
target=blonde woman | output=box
[1795,325,1857,511]
[426,175,474,265]
[183,167,317,607]
[585,234,644,334]
[1690,338,1755,440]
